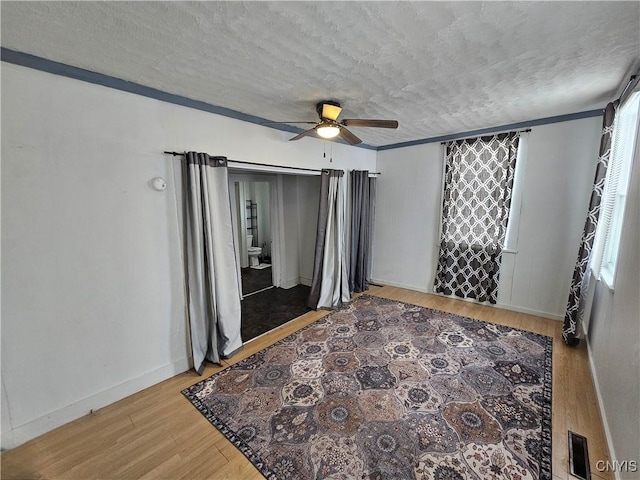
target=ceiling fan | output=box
[266,101,398,145]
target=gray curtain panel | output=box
[367,179,377,282]
[307,170,332,309]
[308,169,350,309]
[182,152,243,374]
[563,103,616,345]
[434,133,519,304]
[349,170,375,293]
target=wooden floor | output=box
[1,286,612,480]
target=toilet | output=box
[246,235,262,267]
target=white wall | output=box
[0,63,375,449]
[297,176,321,286]
[371,142,443,292]
[587,126,640,479]
[251,182,271,257]
[372,116,602,320]
[2,59,620,457]
[278,175,321,288]
[280,176,301,288]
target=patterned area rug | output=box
[183,295,552,480]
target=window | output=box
[503,135,528,253]
[434,132,520,304]
[596,90,639,289]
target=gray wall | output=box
[587,129,640,478]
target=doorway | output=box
[237,180,273,295]
[229,171,320,342]
[229,175,277,296]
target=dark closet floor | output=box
[241,284,311,342]
[241,266,273,295]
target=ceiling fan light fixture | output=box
[285,101,397,144]
[316,124,340,139]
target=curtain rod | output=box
[618,73,639,106]
[439,128,531,145]
[163,151,381,175]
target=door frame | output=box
[228,172,281,292]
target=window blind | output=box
[597,92,639,284]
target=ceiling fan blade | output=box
[262,121,317,125]
[338,126,362,145]
[341,119,399,129]
[289,127,317,141]
[322,104,343,121]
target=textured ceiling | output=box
[1,1,639,147]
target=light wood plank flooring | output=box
[1,286,612,479]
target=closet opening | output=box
[229,170,321,342]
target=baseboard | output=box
[0,430,14,453]
[1,356,192,450]
[369,278,432,294]
[299,276,312,287]
[585,334,620,480]
[369,278,563,321]
[494,303,563,321]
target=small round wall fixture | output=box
[150,177,167,191]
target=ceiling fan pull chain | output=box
[330,143,333,163]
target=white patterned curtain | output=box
[434,133,519,303]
